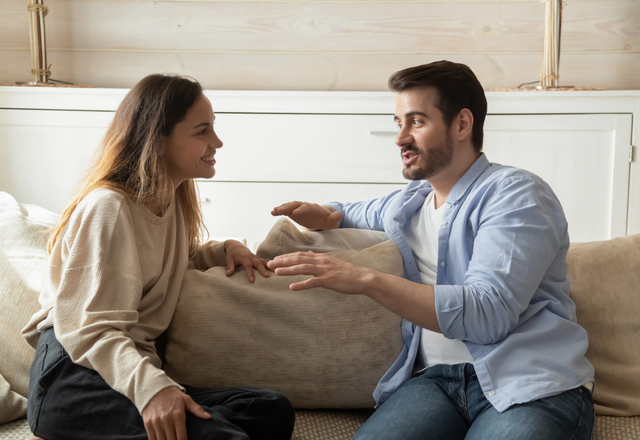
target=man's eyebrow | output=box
[394,111,428,121]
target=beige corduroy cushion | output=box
[567,234,640,416]
[0,192,58,424]
[164,218,405,409]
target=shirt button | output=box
[440,262,445,267]
[446,204,452,209]
[488,391,495,396]
[441,221,448,227]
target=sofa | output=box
[1,190,639,440]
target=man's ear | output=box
[455,109,474,142]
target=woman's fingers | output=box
[225,241,271,282]
[184,395,211,420]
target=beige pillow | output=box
[164,218,404,409]
[0,192,58,423]
[254,218,391,259]
[567,233,640,416]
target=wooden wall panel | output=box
[1,0,638,90]
[4,50,639,91]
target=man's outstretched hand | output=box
[271,201,342,231]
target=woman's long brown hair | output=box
[48,74,206,256]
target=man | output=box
[268,60,595,440]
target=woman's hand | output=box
[142,387,210,440]
[224,239,271,282]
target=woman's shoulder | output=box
[82,187,127,204]
[71,187,135,228]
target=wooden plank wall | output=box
[1,0,639,91]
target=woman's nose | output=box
[211,131,223,149]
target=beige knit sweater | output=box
[22,188,227,414]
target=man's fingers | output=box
[327,210,343,225]
[273,263,321,277]
[270,251,320,267]
[288,277,325,291]
[272,201,303,216]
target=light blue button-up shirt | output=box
[326,154,594,412]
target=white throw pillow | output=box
[0,192,59,423]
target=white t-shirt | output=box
[403,191,474,372]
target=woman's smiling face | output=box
[163,93,223,188]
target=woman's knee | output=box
[248,389,295,440]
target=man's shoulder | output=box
[482,162,550,191]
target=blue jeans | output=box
[353,363,594,440]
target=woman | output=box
[21,74,295,440]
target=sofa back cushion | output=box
[163,218,405,409]
[567,233,640,416]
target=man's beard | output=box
[401,133,454,181]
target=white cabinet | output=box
[0,109,112,214]
[1,87,638,245]
[211,113,402,184]
[484,113,633,242]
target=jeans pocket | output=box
[27,375,47,434]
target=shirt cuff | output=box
[434,284,466,340]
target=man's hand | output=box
[224,239,271,282]
[267,251,369,294]
[268,251,441,332]
[271,201,342,231]
[142,387,210,440]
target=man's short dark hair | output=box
[388,60,487,152]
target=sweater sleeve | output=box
[51,195,181,413]
[188,239,228,270]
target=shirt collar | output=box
[446,153,491,206]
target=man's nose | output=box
[396,125,412,148]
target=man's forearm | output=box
[360,269,441,333]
